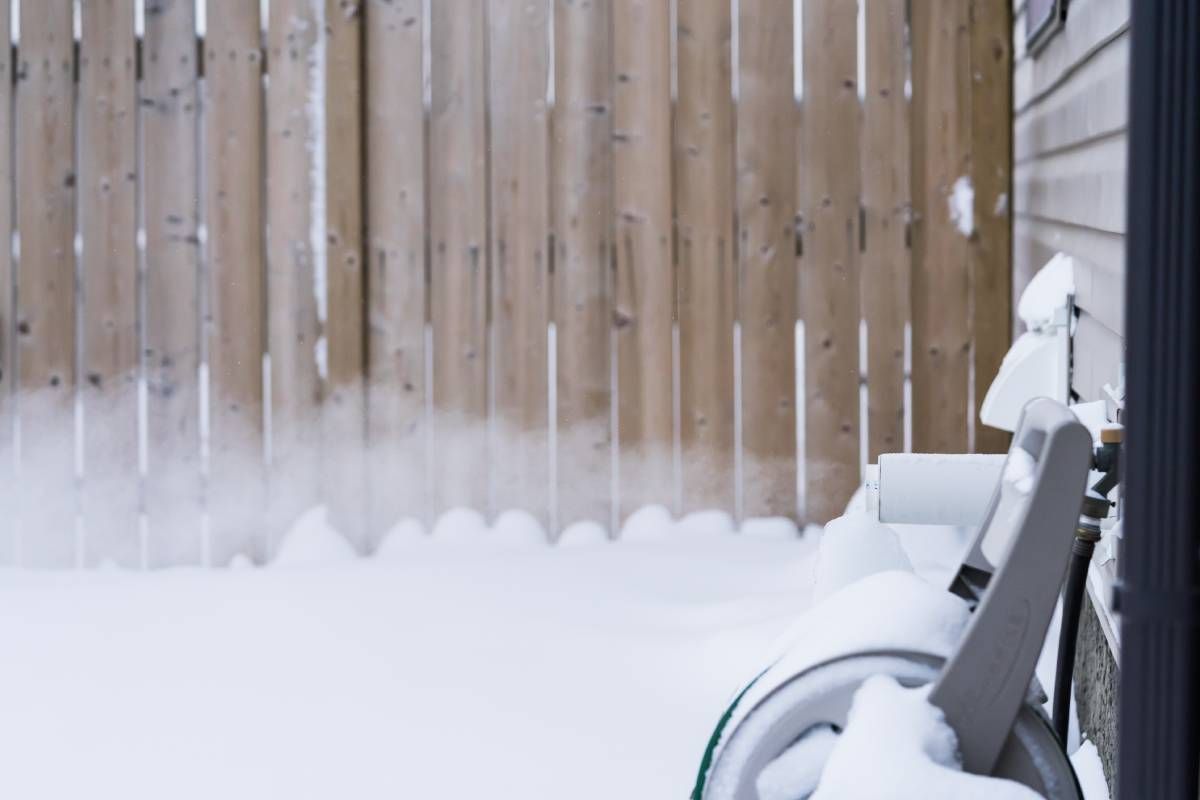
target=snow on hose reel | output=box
[694,398,1094,799]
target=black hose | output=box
[1052,535,1096,745]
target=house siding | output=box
[1013,0,1128,788]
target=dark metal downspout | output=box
[1118,1,1200,797]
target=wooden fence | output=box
[0,0,1012,567]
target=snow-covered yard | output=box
[0,508,1109,799]
[0,510,819,799]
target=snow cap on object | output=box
[1018,252,1075,331]
[556,519,610,548]
[490,509,549,548]
[810,676,1045,799]
[813,513,914,601]
[620,504,674,542]
[272,506,358,568]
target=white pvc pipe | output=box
[867,454,1007,527]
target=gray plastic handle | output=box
[929,398,1093,775]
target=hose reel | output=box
[695,398,1094,799]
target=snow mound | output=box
[676,509,737,538]
[742,516,800,540]
[228,553,255,570]
[490,509,548,548]
[373,518,427,560]
[811,676,1044,799]
[813,513,913,601]
[431,507,488,544]
[619,504,674,542]
[556,519,609,548]
[271,506,358,568]
[0,533,820,800]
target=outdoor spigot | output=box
[1080,425,1123,523]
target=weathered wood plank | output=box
[552,0,612,532]
[429,0,487,514]
[862,0,909,464]
[204,0,266,564]
[365,0,425,535]
[144,0,202,566]
[970,0,1014,454]
[323,0,367,549]
[738,0,797,519]
[488,0,550,525]
[800,0,860,522]
[910,0,971,454]
[266,0,322,548]
[0,0,13,563]
[676,0,735,514]
[15,0,77,566]
[613,0,673,521]
[80,0,139,565]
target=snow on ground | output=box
[0,511,818,800]
[0,506,1110,799]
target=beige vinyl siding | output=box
[1013,0,1128,404]
[1013,5,1129,784]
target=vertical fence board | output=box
[970,0,1013,454]
[80,0,138,565]
[911,0,971,454]
[266,0,322,547]
[800,0,861,523]
[488,0,549,525]
[15,0,76,566]
[144,0,201,565]
[430,0,487,515]
[613,0,672,521]
[676,0,734,514]
[738,0,797,519]
[1,0,1009,561]
[0,0,12,562]
[552,0,612,532]
[365,0,424,536]
[205,0,265,563]
[862,0,909,463]
[324,0,367,548]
